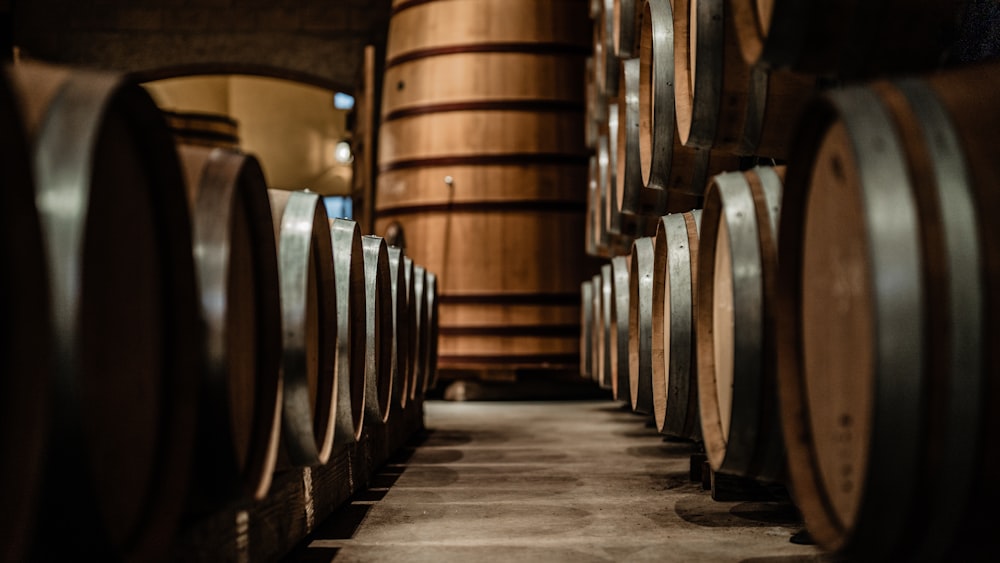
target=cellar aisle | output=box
[286,401,822,562]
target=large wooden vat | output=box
[376,0,591,372]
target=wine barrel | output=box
[628,237,655,413]
[638,0,740,199]
[0,71,49,563]
[267,189,337,466]
[777,65,1000,560]
[581,280,595,379]
[178,145,282,503]
[387,247,411,411]
[7,61,202,560]
[597,0,621,98]
[618,57,668,217]
[591,273,605,385]
[377,0,590,372]
[401,257,419,404]
[609,255,632,402]
[411,265,429,399]
[652,210,702,439]
[424,272,441,391]
[732,0,970,78]
[329,219,367,442]
[163,110,239,150]
[599,264,614,390]
[697,166,784,481]
[613,0,642,57]
[362,236,394,424]
[673,0,815,157]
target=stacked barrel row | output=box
[0,61,439,563]
[581,0,1000,560]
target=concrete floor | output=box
[288,401,823,562]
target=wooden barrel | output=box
[652,210,702,439]
[6,61,203,560]
[732,0,970,78]
[267,189,337,466]
[402,257,419,404]
[424,272,441,391]
[672,0,815,157]
[638,0,740,199]
[387,247,411,411]
[628,237,655,413]
[377,0,590,372]
[178,145,282,503]
[581,280,595,379]
[609,255,632,402]
[0,71,50,563]
[618,57,668,217]
[329,219,368,442]
[410,265,429,398]
[697,166,784,481]
[362,236,394,424]
[599,264,614,390]
[777,65,1000,560]
[163,110,239,150]
[591,273,604,385]
[596,0,621,98]
[613,0,642,57]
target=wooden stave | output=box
[628,237,657,413]
[0,70,50,563]
[609,255,632,402]
[696,166,785,481]
[777,69,997,559]
[597,0,622,98]
[362,236,395,425]
[651,210,701,438]
[672,0,814,158]
[8,62,204,560]
[387,247,411,412]
[581,280,595,378]
[163,109,239,150]
[329,219,368,443]
[267,189,337,467]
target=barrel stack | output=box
[581,0,1000,559]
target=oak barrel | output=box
[329,218,368,442]
[362,236,394,424]
[609,255,632,402]
[7,61,202,559]
[0,70,49,563]
[387,247,411,411]
[592,273,605,385]
[410,265,429,399]
[401,257,419,404]
[673,0,815,157]
[377,0,590,372]
[581,280,595,379]
[652,210,702,439]
[638,0,740,199]
[697,166,785,481]
[424,272,441,391]
[732,0,970,78]
[268,189,337,466]
[628,237,656,413]
[599,265,614,390]
[163,110,239,150]
[777,64,1000,560]
[179,145,282,504]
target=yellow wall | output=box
[144,75,353,196]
